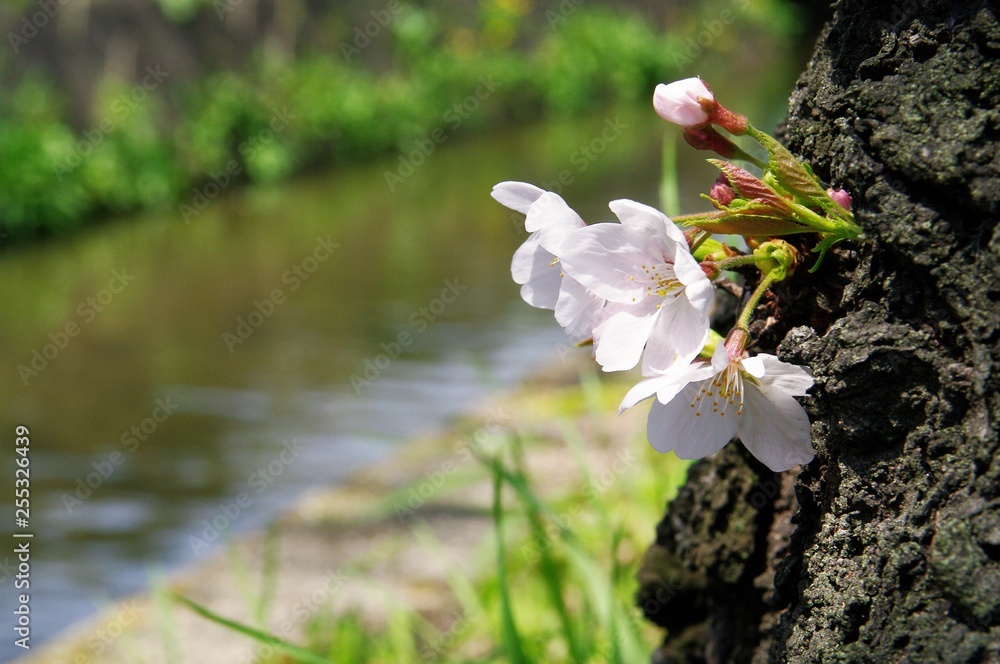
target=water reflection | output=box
[0,55,800,659]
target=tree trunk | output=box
[636,2,1000,662]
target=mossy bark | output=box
[637,2,1000,662]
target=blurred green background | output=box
[0,0,814,238]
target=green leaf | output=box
[688,208,811,236]
[749,129,829,201]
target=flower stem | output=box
[735,268,784,332]
[716,253,777,272]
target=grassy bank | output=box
[147,365,689,663]
[0,0,799,240]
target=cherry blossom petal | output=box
[641,297,709,372]
[653,78,713,127]
[491,181,546,214]
[558,224,658,302]
[555,276,605,341]
[524,192,585,236]
[757,354,814,397]
[737,383,814,471]
[740,355,766,378]
[511,235,561,309]
[594,308,658,372]
[647,382,737,458]
[608,199,687,251]
[671,244,715,313]
[619,361,712,413]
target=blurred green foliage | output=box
[0,1,800,239]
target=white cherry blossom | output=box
[557,199,713,373]
[619,343,815,472]
[492,182,605,341]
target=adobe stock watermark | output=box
[248,567,348,663]
[52,66,170,181]
[350,278,468,393]
[188,438,303,555]
[213,0,248,21]
[18,268,134,385]
[420,611,474,660]
[244,538,400,663]
[639,580,680,617]
[393,407,508,521]
[7,0,72,53]
[672,0,751,68]
[83,600,145,660]
[875,0,936,29]
[340,0,403,61]
[222,235,340,352]
[582,449,637,500]
[179,106,295,223]
[519,449,636,564]
[545,0,585,30]
[748,472,782,509]
[61,397,179,513]
[384,77,501,191]
[538,115,629,195]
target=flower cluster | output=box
[494,78,861,472]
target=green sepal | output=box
[692,237,728,261]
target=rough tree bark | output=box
[636,2,999,662]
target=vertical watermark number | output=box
[13,425,32,651]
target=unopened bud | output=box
[755,239,799,280]
[683,126,739,158]
[700,261,720,280]
[826,188,852,210]
[653,78,713,127]
[709,175,736,206]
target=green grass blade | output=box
[170,592,330,664]
[609,527,649,664]
[256,523,280,627]
[504,441,588,661]
[225,538,258,624]
[491,461,529,664]
[150,571,181,664]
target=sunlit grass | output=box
[169,368,690,662]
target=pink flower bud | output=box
[653,78,714,127]
[826,188,852,210]
[710,174,736,206]
[683,126,739,158]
